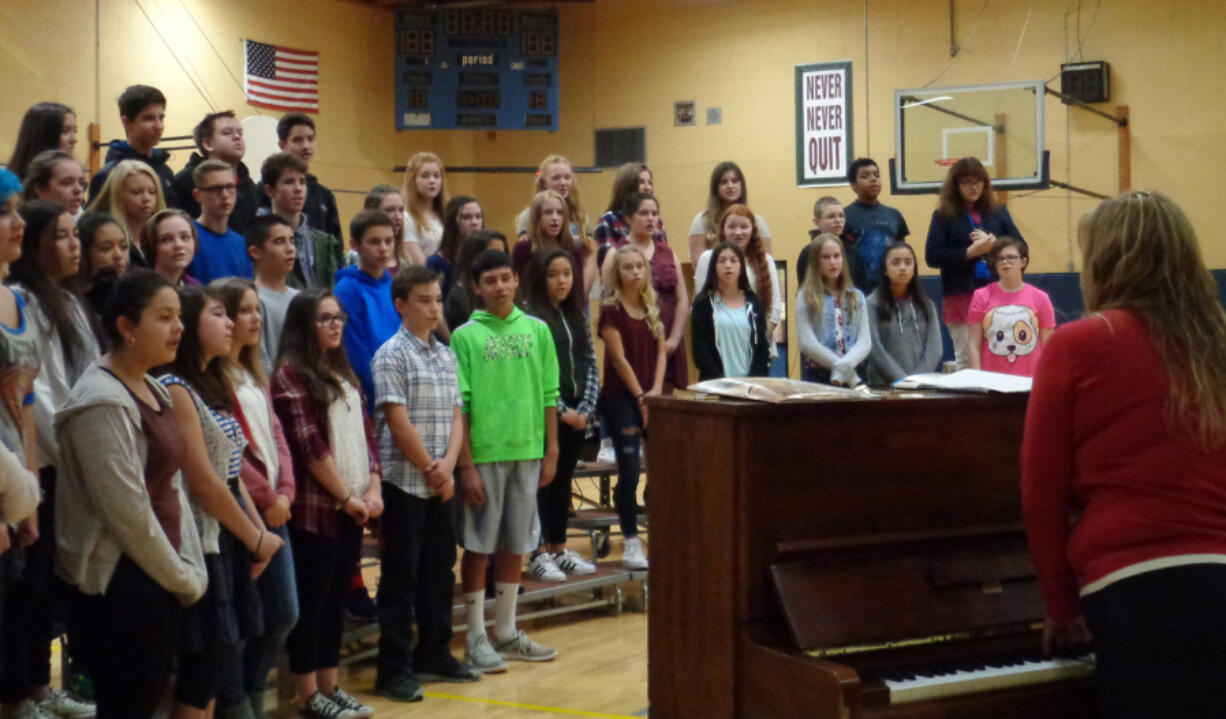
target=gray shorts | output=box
[461,460,541,555]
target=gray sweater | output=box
[865,292,943,387]
[54,363,206,602]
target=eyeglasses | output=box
[199,184,238,195]
[315,312,348,326]
[996,255,1023,264]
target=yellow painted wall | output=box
[3,0,1225,376]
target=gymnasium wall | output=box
[2,0,1223,372]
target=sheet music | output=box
[892,369,1032,394]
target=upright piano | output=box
[645,393,1096,719]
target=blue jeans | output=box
[599,392,643,538]
[218,524,298,708]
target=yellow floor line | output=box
[424,691,641,718]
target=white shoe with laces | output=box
[596,439,616,465]
[37,691,94,719]
[464,633,509,674]
[623,536,648,570]
[554,548,597,575]
[495,630,558,662]
[527,552,566,582]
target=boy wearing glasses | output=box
[334,209,401,415]
[188,159,253,282]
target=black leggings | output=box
[1081,563,1226,719]
[286,518,362,675]
[1,467,58,703]
[537,422,585,546]
[69,557,180,719]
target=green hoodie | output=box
[452,307,560,463]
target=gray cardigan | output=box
[54,363,206,602]
[865,292,943,387]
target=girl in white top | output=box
[796,233,871,387]
[688,161,771,262]
[402,152,447,263]
[515,154,592,244]
[692,204,782,354]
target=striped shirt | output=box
[373,326,461,498]
[158,374,246,554]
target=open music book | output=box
[689,377,878,403]
[892,369,1032,394]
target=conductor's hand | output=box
[459,466,485,505]
[1041,616,1092,656]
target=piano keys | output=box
[646,392,1097,719]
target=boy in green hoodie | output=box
[451,250,560,673]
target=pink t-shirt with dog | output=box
[968,282,1056,377]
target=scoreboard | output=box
[395,8,559,131]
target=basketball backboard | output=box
[892,80,1048,193]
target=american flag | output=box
[244,39,319,113]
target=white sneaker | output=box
[527,552,566,582]
[596,439,616,465]
[37,691,94,719]
[464,633,508,674]
[3,702,56,719]
[554,548,596,575]
[495,630,558,662]
[623,536,648,569]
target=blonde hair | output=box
[402,151,447,239]
[1082,189,1226,449]
[800,233,859,322]
[527,190,576,253]
[532,154,593,252]
[602,245,663,336]
[86,159,166,244]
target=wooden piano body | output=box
[645,393,1096,719]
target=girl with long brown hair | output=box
[923,156,1022,368]
[687,161,772,263]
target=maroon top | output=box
[613,239,688,389]
[511,238,586,282]
[120,374,186,551]
[598,303,659,400]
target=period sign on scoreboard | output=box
[395,8,559,131]
[795,61,853,187]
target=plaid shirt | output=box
[373,327,460,498]
[271,365,380,538]
[593,210,668,253]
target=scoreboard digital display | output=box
[395,9,559,131]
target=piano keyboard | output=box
[877,652,1096,704]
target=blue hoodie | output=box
[333,266,400,414]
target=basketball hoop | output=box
[935,158,958,167]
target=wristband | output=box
[252,530,265,557]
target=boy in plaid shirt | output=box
[372,266,478,702]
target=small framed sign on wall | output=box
[795,60,853,187]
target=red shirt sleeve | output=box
[1021,321,1084,622]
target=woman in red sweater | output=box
[1022,190,1226,718]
